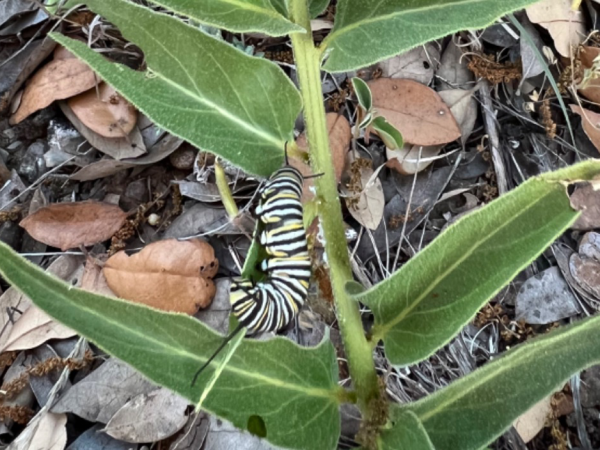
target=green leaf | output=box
[351,77,372,112]
[51,0,302,177]
[401,314,600,450]
[195,316,244,411]
[379,410,435,449]
[322,0,540,73]
[310,0,330,18]
[370,116,403,150]
[146,0,304,36]
[354,160,600,366]
[0,242,341,450]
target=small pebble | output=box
[148,213,160,226]
[169,146,196,170]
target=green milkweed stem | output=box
[288,0,384,441]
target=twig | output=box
[479,82,509,195]
[571,373,593,450]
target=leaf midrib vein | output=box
[157,0,290,23]
[417,322,597,422]
[327,0,496,46]
[376,187,559,335]
[128,20,282,146]
[10,256,335,400]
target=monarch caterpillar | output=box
[192,161,311,385]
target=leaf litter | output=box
[68,83,138,139]
[19,201,128,251]
[10,49,97,125]
[103,239,218,314]
[2,2,600,449]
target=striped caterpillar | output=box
[192,161,310,384]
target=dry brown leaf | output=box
[19,201,128,251]
[437,40,474,90]
[570,181,600,230]
[81,256,116,297]
[68,83,137,138]
[103,239,218,314]
[0,256,83,351]
[53,45,77,61]
[341,156,384,230]
[104,388,188,442]
[60,101,146,160]
[578,46,600,104]
[368,78,460,146]
[378,43,440,85]
[386,144,443,175]
[438,87,478,145]
[513,396,552,443]
[51,358,156,423]
[571,105,600,154]
[0,305,76,352]
[9,411,67,450]
[0,39,57,116]
[10,57,97,125]
[294,112,350,201]
[310,19,333,31]
[526,0,585,58]
[385,86,476,175]
[70,134,182,182]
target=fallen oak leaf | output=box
[9,411,67,450]
[103,388,188,443]
[0,305,76,352]
[386,143,443,175]
[368,78,460,146]
[103,239,218,314]
[19,201,128,251]
[570,181,600,230]
[438,86,478,146]
[526,0,585,58]
[69,133,181,182]
[386,87,475,175]
[68,82,138,138]
[577,46,600,104]
[60,101,146,160]
[81,255,116,297]
[513,396,553,443]
[295,112,350,201]
[571,105,600,154]
[10,56,97,125]
[341,155,384,230]
[378,43,440,85]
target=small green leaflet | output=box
[52,0,302,176]
[322,0,541,72]
[0,242,341,450]
[371,116,403,150]
[351,77,372,112]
